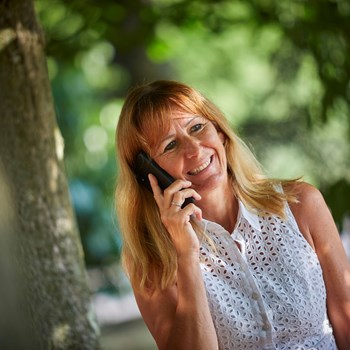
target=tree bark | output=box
[0,0,100,349]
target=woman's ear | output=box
[218,131,226,144]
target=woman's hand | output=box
[148,173,202,257]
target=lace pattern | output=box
[199,201,337,350]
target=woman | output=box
[115,80,350,349]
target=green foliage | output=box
[35,0,350,268]
[322,178,350,228]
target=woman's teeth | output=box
[189,158,211,175]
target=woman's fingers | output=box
[148,174,201,209]
[148,173,201,255]
[178,202,202,222]
[168,188,200,208]
[163,182,201,210]
[148,174,163,207]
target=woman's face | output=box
[151,111,228,195]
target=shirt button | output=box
[252,292,259,300]
[262,323,270,331]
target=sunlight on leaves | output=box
[36,0,83,40]
[262,145,316,184]
[79,41,128,90]
[84,150,108,170]
[83,126,108,153]
[99,101,123,131]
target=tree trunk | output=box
[0,0,100,349]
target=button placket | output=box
[201,219,276,349]
[252,291,259,300]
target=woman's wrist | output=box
[177,249,199,263]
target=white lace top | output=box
[199,200,337,350]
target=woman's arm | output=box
[131,174,218,350]
[289,182,350,350]
[133,253,218,350]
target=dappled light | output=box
[99,101,123,131]
[83,125,108,152]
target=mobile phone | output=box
[133,151,195,208]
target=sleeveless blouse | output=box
[199,200,337,350]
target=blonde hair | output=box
[115,80,299,292]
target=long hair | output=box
[115,80,298,292]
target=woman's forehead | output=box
[170,109,195,119]
[139,103,210,143]
[141,109,188,131]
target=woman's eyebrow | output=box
[158,116,201,145]
[159,133,176,145]
[173,115,200,126]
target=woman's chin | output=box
[192,172,228,194]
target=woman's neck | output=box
[199,184,238,233]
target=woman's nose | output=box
[182,136,200,158]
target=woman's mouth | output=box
[188,157,212,175]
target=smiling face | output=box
[150,111,229,195]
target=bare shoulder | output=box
[286,180,344,259]
[284,181,323,205]
[284,181,326,249]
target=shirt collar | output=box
[238,200,261,231]
[202,200,261,234]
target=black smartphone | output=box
[133,151,195,208]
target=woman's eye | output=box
[191,123,204,132]
[164,140,176,152]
